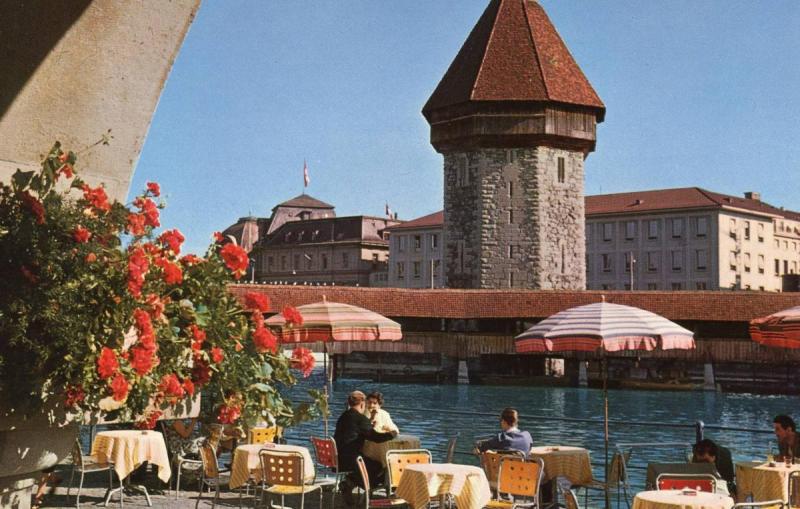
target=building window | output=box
[696,217,708,238]
[671,283,682,290]
[625,221,636,241]
[775,259,780,275]
[744,221,751,240]
[758,254,764,274]
[586,254,591,274]
[267,256,274,272]
[456,157,469,187]
[647,283,658,290]
[508,181,514,198]
[603,223,613,242]
[509,272,515,288]
[322,254,328,270]
[602,254,612,272]
[647,220,659,240]
[433,260,441,279]
[671,218,683,238]
[729,218,737,239]
[744,253,751,272]
[729,251,737,271]
[758,223,765,242]
[413,261,421,279]
[601,284,612,290]
[508,245,516,258]
[671,251,683,272]
[647,252,659,272]
[624,283,631,290]
[696,250,707,271]
[557,157,565,183]
[785,260,790,274]
[624,252,633,273]
[280,256,287,270]
[696,282,707,290]
[508,209,514,224]
[372,253,379,262]
[398,235,406,252]
[397,262,405,278]
[341,252,349,268]
[293,254,300,270]
[414,235,421,251]
[794,261,799,274]
[430,234,438,249]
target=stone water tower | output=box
[423,0,605,289]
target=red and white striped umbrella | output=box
[515,301,695,353]
[749,305,800,349]
[265,300,402,343]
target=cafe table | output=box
[633,489,734,509]
[395,463,491,509]
[229,442,316,489]
[91,429,172,506]
[363,434,421,467]
[530,445,593,485]
[736,460,800,503]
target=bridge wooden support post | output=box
[702,362,715,391]
[457,360,470,384]
[578,361,588,387]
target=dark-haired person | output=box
[364,391,399,433]
[774,415,800,460]
[476,408,533,457]
[335,390,397,505]
[692,439,735,495]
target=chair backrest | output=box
[311,436,339,470]
[445,433,459,463]
[497,456,544,499]
[657,474,716,493]
[250,426,280,445]
[72,438,85,468]
[789,471,800,509]
[608,451,631,485]
[386,449,432,489]
[260,450,305,487]
[481,449,525,486]
[356,456,372,509]
[198,441,220,480]
[562,488,581,509]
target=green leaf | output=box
[251,383,272,393]
[11,170,35,191]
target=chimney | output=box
[744,191,761,201]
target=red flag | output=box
[303,160,310,188]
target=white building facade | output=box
[386,212,444,289]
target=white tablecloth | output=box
[633,489,733,509]
[395,463,491,509]
[91,430,171,483]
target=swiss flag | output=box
[303,160,310,188]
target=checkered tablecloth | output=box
[395,463,491,509]
[92,430,172,483]
[736,461,800,503]
[530,446,593,485]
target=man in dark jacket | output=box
[692,439,736,495]
[335,390,397,504]
[476,408,533,457]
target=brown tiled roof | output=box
[386,211,444,231]
[273,194,334,210]
[586,187,800,219]
[259,216,394,248]
[229,285,800,323]
[423,0,604,116]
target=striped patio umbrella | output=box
[265,300,402,343]
[749,305,800,349]
[515,300,695,509]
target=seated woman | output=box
[364,391,399,434]
[164,417,203,459]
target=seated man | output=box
[334,390,397,504]
[692,439,735,496]
[476,407,533,457]
[774,414,800,460]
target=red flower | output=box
[159,229,185,255]
[73,225,91,243]
[127,247,149,298]
[65,385,85,408]
[134,197,160,228]
[109,372,130,401]
[252,326,277,354]
[234,340,243,352]
[127,213,146,236]
[146,182,161,197]
[156,258,183,285]
[58,163,74,179]
[135,410,162,430]
[213,231,224,243]
[220,243,249,279]
[210,347,224,364]
[130,346,157,376]
[20,265,39,284]
[281,305,304,327]
[191,356,211,386]
[251,310,264,328]
[159,373,185,398]
[97,347,119,379]
[182,378,195,396]
[217,404,241,424]
[20,191,45,224]
[189,324,206,351]
[291,347,315,378]
[81,184,111,213]
[85,252,97,263]
[180,254,202,266]
[145,294,165,320]
[244,292,270,312]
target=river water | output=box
[287,368,800,499]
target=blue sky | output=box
[131,0,800,255]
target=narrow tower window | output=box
[557,157,566,183]
[508,181,514,198]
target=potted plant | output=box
[0,142,322,507]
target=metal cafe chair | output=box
[485,456,545,509]
[159,420,204,500]
[578,450,632,509]
[789,470,800,509]
[310,436,349,507]
[732,503,788,509]
[66,438,120,508]
[480,449,526,496]
[249,426,281,445]
[195,440,233,509]
[656,473,717,493]
[558,484,583,509]
[385,449,433,496]
[356,456,407,508]
[259,449,322,509]
[445,433,460,463]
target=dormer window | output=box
[299,210,311,220]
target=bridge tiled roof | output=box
[229,285,800,323]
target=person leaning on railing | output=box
[473,407,533,458]
[774,414,800,460]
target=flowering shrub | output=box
[0,143,322,427]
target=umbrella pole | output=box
[323,343,329,436]
[603,356,611,509]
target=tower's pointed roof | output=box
[423,0,604,119]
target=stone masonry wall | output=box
[443,147,585,289]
